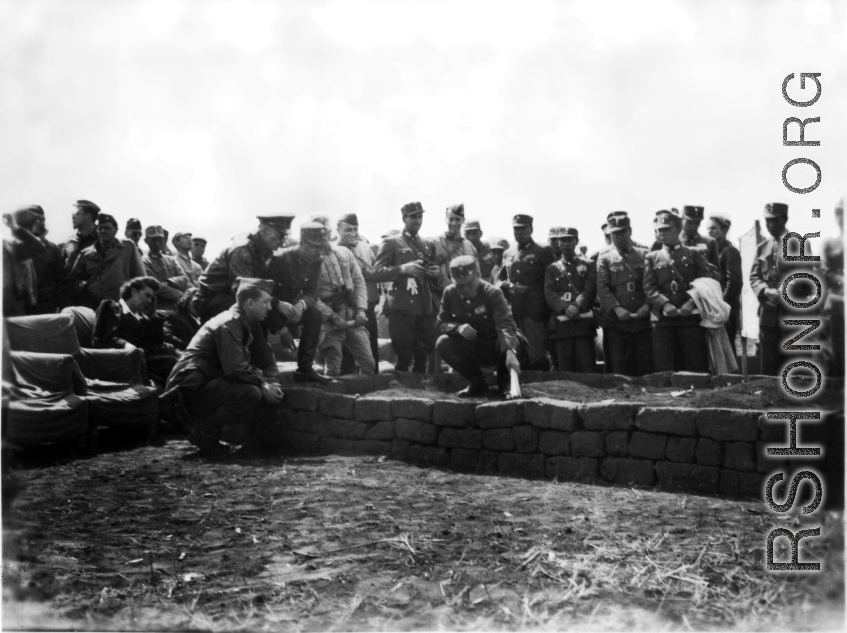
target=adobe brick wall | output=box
[258,383,842,501]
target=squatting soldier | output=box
[433,203,477,296]
[543,227,597,373]
[435,255,523,397]
[644,210,711,372]
[707,213,743,351]
[597,215,653,376]
[679,205,720,274]
[498,214,555,370]
[462,219,495,280]
[749,202,817,376]
[372,201,442,373]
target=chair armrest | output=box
[76,348,144,384]
[9,351,88,395]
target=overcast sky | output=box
[1,0,844,256]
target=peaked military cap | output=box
[606,210,628,222]
[338,213,358,226]
[488,237,509,251]
[236,277,275,295]
[126,218,142,231]
[401,201,425,217]
[550,226,578,239]
[608,216,631,232]
[192,235,207,244]
[300,222,329,246]
[172,231,192,244]
[763,202,789,218]
[446,203,465,217]
[512,214,533,227]
[709,214,731,230]
[449,255,479,285]
[96,213,118,228]
[145,225,165,239]
[655,211,681,229]
[682,205,705,221]
[257,215,295,230]
[463,219,481,232]
[75,200,100,218]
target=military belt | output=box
[612,282,640,292]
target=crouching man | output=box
[435,256,523,398]
[164,278,285,458]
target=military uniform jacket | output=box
[597,246,651,332]
[497,240,555,320]
[716,240,743,306]
[435,281,519,353]
[61,229,98,275]
[544,255,597,338]
[315,245,368,322]
[197,232,273,301]
[143,251,190,310]
[342,239,379,304]
[267,246,321,306]
[433,233,477,295]
[475,241,495,281]
[372,230,441,315]
[67,239,146,308]
[680,232,720,272]
[644,244,710,327]
[749,234,816,327]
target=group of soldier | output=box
[3,195,843,457]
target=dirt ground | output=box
[2,437,843,631]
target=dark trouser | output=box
[725,301,740,355]
[144,354,179,390]
[552,336,596,373]
[389,313,436,373]
[340,302,380,374]
[183,378,263,442]
[604,328,654,376]
[759,324,784,376]
[653,326,709,373]
[436,334,513,389]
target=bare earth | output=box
[2,439,843,631]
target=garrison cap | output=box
[172,231,192,244]
[446,203,465,217]
[512,214,533,227]
[763,202,789,218]
[709,214,732,230]
[463,219,481,232]
[488,237,509,251]
[236,277,275,295]
[608,215,631,232]
[606,210,628,222]
[401,201,425,217]
[449,255,479,285]
[337,213,359,226]
[550,226,578,239]
[682,205,705,221]
[75,200,100,218]
[257,215,295,230]
[191,235,207,244]
[655,211,681,229]
[145,225,165,239]
[96,213,118,229]
[126,218,142,231]
[300,222,329,246]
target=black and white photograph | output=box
[1,0,845,630]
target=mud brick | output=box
[665,436,697,463]
[671,372,712,388]
[365,421,396,441]
[719,469,764,498]
[695,438,723,467]
[280,411,326,434]
[547,401,580,431]
[283,387,320,411]
[321,436,359,454]
[628,432,668,460]
[546,456,599,481]
[579,403,638,431]
[280,430,320,454]
[524,398,554,428]
[478,450,500,472]
[391,438,412,458]
[339,375,375,394]
[355,396,393,422]
[498,453,545,478]
[325,418,369,440]
[635,408,697,436]
[432,401,476,427]
[723,441,756,472]
[391,398,434,422]
[395,418,438,444]
[758,414,800,443]
[482,428,516,451]
[605,431,630,457]
[710,374,745,388]
[355,439,392,455]
[438,428,482,450]
[475,401,524,428]
[450,448,480,471]
[642,371,674,387]
[318,392,357,420]
[697,409,759,442]
[570,431,604,458]
[656,462,720,494]
[538,430,570,456]
[408,444,449,466]
[319,381,348,393]
[756,442,791,475]
[371,374,395,391]
[601,457,656,486]
[512,426,538,453]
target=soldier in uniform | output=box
[597,215,653,376]
[497,214,555,370]
[125,218,143,251]
[433,204,477,296]
[487,237,509,284]
[172,232,204,285]
[679,205,721,274]
[544,227,597,373]
[462,219,495,281]
[749,202,817,376]
[706,213,743,351]
[644,210,711,372]
[372,201,442,373]
[191,236,209,270]
[61,199,100,278]
[547,226,562,261]
[435,255,523,397]
[165,278,284,458]
[142,225,190,313]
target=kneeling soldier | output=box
[644,210,711,372]
[435,256,522,397]
[543,227,597,373]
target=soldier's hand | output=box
[565,304,581,319]
[512,283,528,294]
[679,300,695,317]
[613,306,631,321]
[354,310,368,327]
[457,324,477,340]
[505,349,521,373]
[635,304,651,320]
[764,288,780,307]
[262,382,284,405]
[662,303,680,318]
[425,265,440,279]
[279,328,297,352]
[401,261,426,277]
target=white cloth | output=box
[687,277,737,373]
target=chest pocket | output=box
[610,263,635,286]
